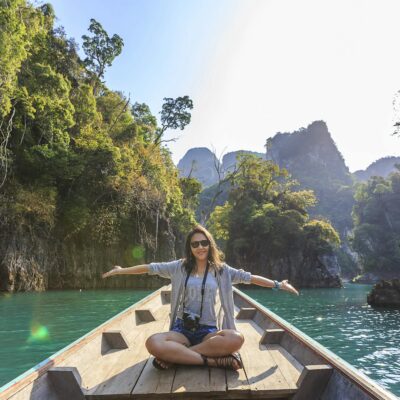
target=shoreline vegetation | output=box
[1,1,399,293]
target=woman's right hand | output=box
[102,266,122,278]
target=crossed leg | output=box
[145,329,244,369]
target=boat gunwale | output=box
[233,287,398,400]
[1,286,398,400]
[0,287,163,398]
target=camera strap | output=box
[182,263,210,320]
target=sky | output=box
[48,0,400,172]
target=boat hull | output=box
[0,286,397,400]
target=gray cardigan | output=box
[148,260,252,330]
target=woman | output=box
[102,225,299,371]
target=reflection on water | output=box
[243,284,400,395]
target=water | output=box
[0,285,399,396]
[242,284,400,396]
[0,289,152,389]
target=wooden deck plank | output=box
[134,356,176,395]
[225,316,251,394]
[4,285,399,400]
[226,367,250,394]
[58,290,168,393]
[89,307,170,396]
[87,328,153,396]
[171,365,210,395]
[209,367,227,393]
[266,344,303,388]
[234,320,297,396]
[84,326,144,392]
[134,317,228,397]
[130,317,176,396]
[58,320,142,392]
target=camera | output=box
[182,311,200,331]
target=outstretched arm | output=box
[102,264,149,278]
[250,275,299,295]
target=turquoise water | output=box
[242,284,400,396]
[0,289,152,389]
[0,285,399,396]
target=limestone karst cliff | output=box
[353,156,400,181]
[0,218,175,292]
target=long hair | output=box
[183,225,224,273]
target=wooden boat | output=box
[0,285,398,400]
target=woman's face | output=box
[190,232,210,262]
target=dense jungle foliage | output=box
[2,0,395,288]
[0,0,198,259]
[351,168,400,275]
[208,155,340,265]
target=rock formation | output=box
[367,279,400,307]
[0,219,176,292]
[177,147,220,187]
[221,150,265,173]
[353,156,400,182]
[266,120,354,235]
[177,148,265,187]
[229,252,342,289]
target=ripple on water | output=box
[0,289,153,388]
[242,285,400,396]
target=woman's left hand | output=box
[280,280,299,295]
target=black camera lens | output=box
[183,312,200,331]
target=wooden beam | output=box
[102,330,129,350]
[280,332,325,366]
[260,328,285,345]
[236,307,257,320]
[48,367,86,400]
[233,320,297,396]
[135,309,156,324]
[161,290,171,304]
[293,364,333,400]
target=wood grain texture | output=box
[4,285,398,400]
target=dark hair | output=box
[183,225,224,273]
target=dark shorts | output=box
[171,318,218,346]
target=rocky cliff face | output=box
[221,150,265,173]
[0,221,176,292]
[266,121,358,278]
[177,147,220,187]
[367,279,400,308]
[266,120,352,194]
[353,156,400,181]
[177,148,265,187]
[231,252,342,288]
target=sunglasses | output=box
[190,240,210,248]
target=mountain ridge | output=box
[176,124,399,185]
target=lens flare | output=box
[28,323,50,343]
[131,245,144,260]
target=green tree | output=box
[0,0,197,276]
[209,155,339,266]
[351,173,400,274]
[180,177,202,212]
[132,102,157,143]
[0,0,46,188]
[154,96,193,145]
[82,18,124,82]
